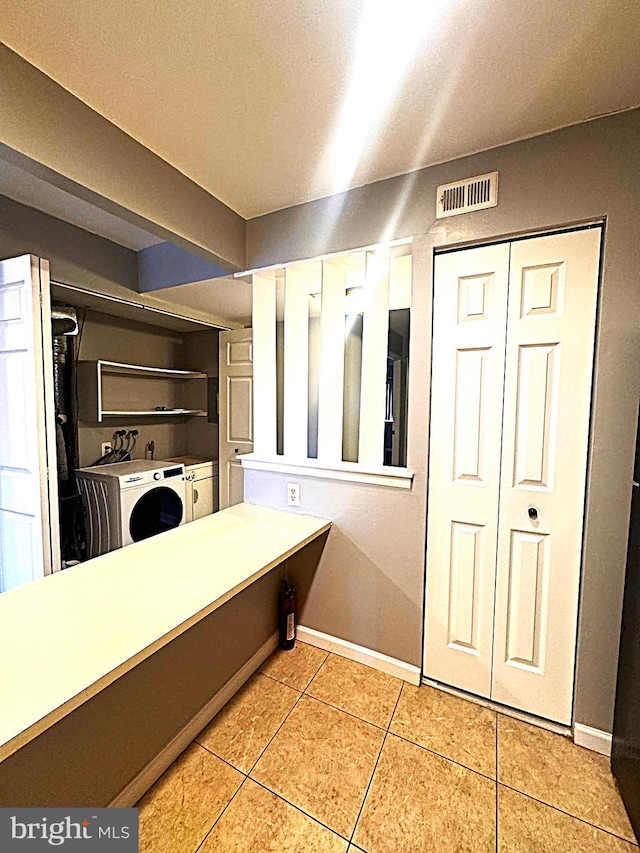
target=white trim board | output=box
[240,454,414,489]
[109,632,278,807]
[297,625,421,685]
[573,723,613,757]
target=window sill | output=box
[239,454,414,489]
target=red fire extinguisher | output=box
[279,580,296,650]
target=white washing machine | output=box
[76,460,187,559]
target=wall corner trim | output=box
[297,625,421,685]
[573,723,613,756]
[108,631,278,807]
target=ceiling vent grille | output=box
[436,172,498,219]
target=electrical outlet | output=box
[287,483,300,506]
[101,442,112,457]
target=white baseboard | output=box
[109,631,279,807]
[297,625,421,685]
[573,723,613,756]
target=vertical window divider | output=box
[317,260,347,463]
[252,272,277,457]
[358,253,391,466]
[283,266,310,460]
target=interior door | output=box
[491,228,601,724]
[423,243,510,697]
[218,328,253,509]
[0,255,59,592]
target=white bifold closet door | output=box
[0,255,59,592]
[424,243,510,698]
[424,227,601,725]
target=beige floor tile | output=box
[306,654,403,728]
[353,733,496,853]
[498,715,636,843]
[197,672,299,772]
[200,779,348,853]
[137,742,242,853]
[389,683,497,777]
[251,695,384,838]
[498,786,638,852]
[259,640,328,691]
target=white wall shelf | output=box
[78,359,208,423]
[101,410,207,418]
[94,360,207,380]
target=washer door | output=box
[129,486,184,543]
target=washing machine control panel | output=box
[163,467,184,479]
[117,464,186,487]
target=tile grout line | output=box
[255,647,400,849]
[266,657,500,781]
[302,691,388,732]
[346,682,406,849]
[301,649,331,695]
[250,776,353,844]
[192,647,637,852]
[195,740,251,777]
[190,653,315,853]
[302,649,406,732]
[192,772,249,853]
[497,781,640,847]
[191,649,336,852]
[246,689,305,777]
[387,727,497,783]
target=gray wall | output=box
[0,194,137,294]
[74,315,220,467]
[0,536,327,807]
[0,44,245,271]
[245,108,640,734]
[75,310,189,467]
[184,328,220,460]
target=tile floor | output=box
[137,641,638,852]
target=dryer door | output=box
[128,487,184,543]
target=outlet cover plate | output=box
[287,483,300,506]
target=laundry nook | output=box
[0,5,639,852]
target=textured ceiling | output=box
[2,0,639,218]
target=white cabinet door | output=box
[0,255,59,592]
[218,328,253,509]
[491,228,601,724]
[192,476,215,520]
[424,243,510,697]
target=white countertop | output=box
[0,503,331,762]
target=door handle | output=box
[528,506,538,520]
[194,488,199,504]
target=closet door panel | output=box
[491,228,601,724]
[424,244,510,697]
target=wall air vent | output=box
[436,171,498,219]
